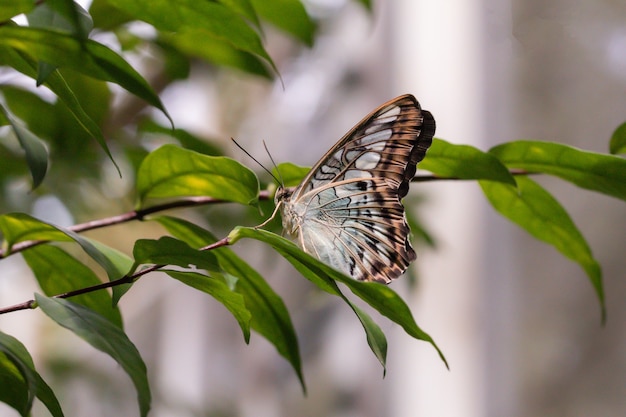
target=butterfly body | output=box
[276,95,435,283]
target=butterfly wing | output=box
[281,94,435,283]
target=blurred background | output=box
[1,0,626,416]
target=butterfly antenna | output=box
[231,137,281,185]
[263,140,285,187]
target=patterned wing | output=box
[280,94,435,283]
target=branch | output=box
[0,237,231,315]
[0,168,534,315]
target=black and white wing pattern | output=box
[275,94,435,283]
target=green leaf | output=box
[0,25,171,124]
[160,30,272,78]
[218,0,263,34]
[26,0,93,40]
[138,119,224,156]
[609,121,626,155]
[0,46,120,174]
[165,270,252,342]
[419,138,516,185]
[489,140,626,202]
[274,162,310,188]
[0,0,35,20]
[89,240,135,305]
[0,102,48,189]
[132,236,220,272]
[154,216,304,390]
[36,294,151,417]
[480,176,605,322]
[106,0,278,74]
[0,213,122,282]
[0,331,64,417]
[22,245,123,327]
[230,226,449,369]
[250,0,316,46]
[136,144,259,207]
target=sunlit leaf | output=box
[36,295,151,417]
[136,145,259,207]
[490,140,626,202]
[419,138,516,185]
[274,162,310,188]
[480,176,605,322]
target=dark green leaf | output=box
[22,245,123,327]
[251,0,316,46]
[0,0,34,20]
[154,216,304,390]
[0,331,64,417]
[133,236,220,272]
[419,138,516,185]
[0,354,29,416]
[609,121,626,155]
[36,294,151,417]
[89,240,135,305]
[165,270,252,342]
[230,226,448,369]
[0,103,48,188]
[0,26,171,124]
[136,144,259,207]
[26,0,93,39]
[480,176,605,322]
[490,140,626,202]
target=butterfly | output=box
[274,94,435,283]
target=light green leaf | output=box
[0,25,171,124]
[609,121,626,155]
[165,270,252,342]
[0,213,122,282]
[154,215,304,390]
[274,162,310,188]
[0,102,48,189]
[489,140,626,202]
[419,138,516,185]
[36,294,151,417]
[0,0,34,20]
[22,245,123,327]
[480,176,605,322]
[251,0,316,46]
[0,331,64,417]
[136,145,259,207]
[230,226,448,369]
